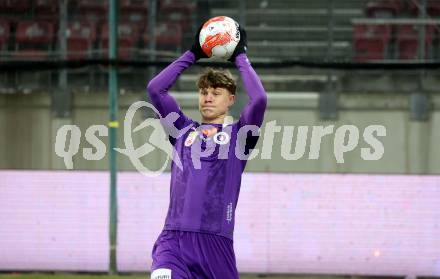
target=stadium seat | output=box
[365,0,405,17]
[35,0,59,20]
[396,24,436,60]
[66,21,97,60]
[0,20,10,51]
[353,24,392,61]
[121,0,149,28]
[76,0,107,23]
[426,0,440,16]
[100,22,140,59]
[409,0,440,16]
[14,20,55,59]
[0,1,6,9]
[159,0,195,31]
[143,22,182,50]
[159,0,195,13]
[4,0,31,13]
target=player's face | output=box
[199,87,235,123]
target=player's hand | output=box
[228,24,247,62]
[190,23,209,61]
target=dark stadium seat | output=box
[76,0,108,23]
[426,0,440,16]
[66,21,97,60]
[365,0,405,17]
[0,20,10,51]
[4,0,31,13]
[100,22,140,59]
[409,0,440,16]
[14,20,55,59]
[396,24,436,60]
[121,0,149,29]
[0,1,7,13]
[353,24,392,61]
[159,0,195,32]
[35,0,59,20]
[159,0,195,13]
[143,22,182,50]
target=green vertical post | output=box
[108,0,118,274]
[320,0,337,119]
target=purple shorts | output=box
[151,230,239,279]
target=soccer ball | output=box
[199,16,240,60]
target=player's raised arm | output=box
[230,27,268,128]
[146,25,208,128]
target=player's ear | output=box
[228,93,236,106]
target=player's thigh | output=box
[207,236,238,278]
[181,232,239,279]
[151,231,191,279]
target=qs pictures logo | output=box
[55,102,387,176]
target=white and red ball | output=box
[199,16,240,60]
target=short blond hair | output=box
[196,68,236,95]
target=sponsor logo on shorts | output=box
[151,268,171,279]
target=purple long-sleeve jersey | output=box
[147,51,267,240]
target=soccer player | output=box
[147,25,267,279]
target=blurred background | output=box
[0,0,439,278]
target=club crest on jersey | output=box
[184,131,198,147]
[213,131,230,145]
[201,127,218,137]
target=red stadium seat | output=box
[396,24,436,60]
[143,22,182,49]
[353,24,392,61]
[365,0,404,17]
[0,20,10,51]
[101,22,140,59]
[14,20,55,59]
[66,21,97,59]
[121,0,148,27]
[76,0,107,23]
[409,0,440,16]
